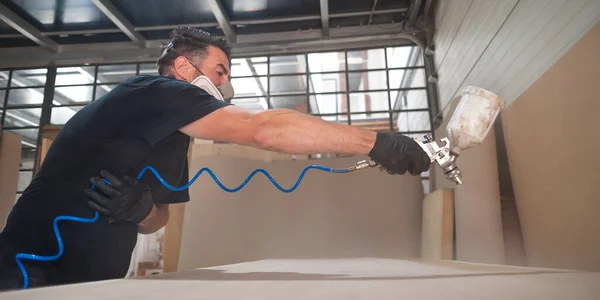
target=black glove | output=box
[368,132,431,175]
[84,170,154,224]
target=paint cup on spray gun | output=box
[415,86,505,185]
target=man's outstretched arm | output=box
[179,106,376,155]
[179,105,430,176]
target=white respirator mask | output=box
[191,75,234,101]
[160,42,235,101]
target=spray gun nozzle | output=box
[414,136,463,185]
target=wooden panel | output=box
[433,97,504,265]
[501,21,600,271]
[162,138,194,273]
[2,258,599,299]
[179,155,424,270]
[0,131,21,229]
[36,125,62,172]
[421,188,454,260]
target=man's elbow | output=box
[250,110,291,150]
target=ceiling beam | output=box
[91,0,146,48]
[320,0,330,37]
[0,2,58,52]
[0,8,411,39]
[207,0,236,43]
[0,24,422,68]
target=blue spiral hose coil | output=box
[15,164,349,289]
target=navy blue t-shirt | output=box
[0,75,230,285]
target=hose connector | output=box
[346,159,378,172]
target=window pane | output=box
[6,88,44,106]
[230,97,267,110]
[54,85,94,104]
[350,112,390,132]
[308,52,346,72]
[231,77,267,98]
[3,108,42,127]
[388,69,426,90]
[0,89,5,108]
[11,69,47,87]
[51,106,84,125]
[56,66,96,85]
[391,89,428,110]
[231,58,267,77]
[349,91,389,113]
[94,84,118,100]
[347,49,386,70]
[269,75,306,96]
[18,171,33,192]
[270,95,307,112]
[97,64,137,83]
[309,73,345,93]
[250,57,267,63]
[348,71,387,92]
[139,63,159,76]
[6,128,39,149]
[270,55,306,74]
[20,148,36,169]
[0,71,9,88]
[387,46,423,68]
[309,93,348,116]
[394,111,431,132]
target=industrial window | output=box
[229,46,431,139]
[1,45,432,197]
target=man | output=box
[0,26,429,290]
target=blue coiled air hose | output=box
[14,163,352,289]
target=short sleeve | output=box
[135,77,232,146]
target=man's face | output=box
[196,46,230,87]
[174,45,230,87]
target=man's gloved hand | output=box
[84,170,154,224]
[368,132,431,175]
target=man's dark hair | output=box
[156,26,231,76]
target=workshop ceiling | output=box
[0,0,419,49]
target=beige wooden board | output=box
[2,258,599,299]
[421,188,454,260]
[434,96,505,265]
[0,131,21,229]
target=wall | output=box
[501,21,600,271]
[178,153,425,270]
[433,0,600,118]
[0,130,21,229]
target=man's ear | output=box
[173,57,192,81]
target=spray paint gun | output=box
[415,86,504,185]
[345,86,504,185]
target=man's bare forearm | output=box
[137,204,169,234]
[252,109,377,155]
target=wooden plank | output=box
[161,138,194,273]
[421,188,454,260]
[2,258,599,299]
[0,130,22,229]
[36,125,62,172]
